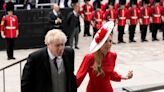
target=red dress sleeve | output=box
[109,53,122,82]
[76,54,93,87]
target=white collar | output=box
[47,48,56,61]
[53,10,58,16]
[73,10,78,16]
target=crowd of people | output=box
[80,0,164,43]
[1,1,134,92]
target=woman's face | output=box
[100,35,112,55]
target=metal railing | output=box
[122,83,164,92]
[0,58,27,92]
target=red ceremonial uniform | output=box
[91,10,104,30]
[130,7,140,25]
[104,8,117,23]
[140,7,151,25]
[1,15,18,38]
[118,8,128,26]
[152,5,162,24]
[76,52,121,92]
[82,3,93,21]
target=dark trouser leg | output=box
[74,27,79,47]
[84,21,91,36]
[93,27,98,38]
[140,25,147,41]
[118,26,125,42]
[6,38,15,58]
[69,28,76,48]
[162,23,164,39]
[129,25,136,41]
[143,25,148,40]
[152,23,160,40]
[84,21,88,36]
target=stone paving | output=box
[0,23,164,92]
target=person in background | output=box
[91,0,104,37]
[81,0,93,37]
[0,0,4,10]
[23,0,34,10]
[117,0,128,43]
[49,3,63,30]
[76,21,133,92]
[1,2,19,60]
[139,0,151,42]
[151,0,162,41]
[66,2,80,49]
[21,29,77,92]
[128,0,140,43]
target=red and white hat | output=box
[89,21,114,53]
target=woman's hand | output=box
[122,70,133,80]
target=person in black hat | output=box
[129,0,140,43]
[139,0,150,42]
[161,0,164,40]
[117,0,128,43]
[151,0,163,41]
[0,0,5,10]
[91,0,104,37]
[81,0,93,37]
[104,0,117,24]
[1,2,19,60]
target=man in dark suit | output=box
[49,4,63,30]
[21,29,77,92]
[66,2,80,49]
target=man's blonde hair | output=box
[44,29,67,45]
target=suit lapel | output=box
[42,48,51,79]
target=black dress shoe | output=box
[152,38,159,41]
[87,34,91,36]
[129,40,136,43]
[7,57,16,60]
[11,57,16,59]
[75,46,79,49]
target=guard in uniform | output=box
[129,0,140,42]
[140,0,150,42]
[117,0,128,43]
[104,0,117,24]
[151,0,162,41]
[161,0,164,40]
[81,0,93,37]
[1,2,19,60]
[91,1,104,37]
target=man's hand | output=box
[1,31,5,39]
[16,30,19,37]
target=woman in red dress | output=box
[76,21,133,92]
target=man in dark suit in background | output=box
[21,29,77,92]
[66,2,80,49]
[49,3,63,30]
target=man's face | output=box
[75,3,80,12]
[48,41,65,57]
[7,11,13,16]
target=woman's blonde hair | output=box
[93,33,113,77]
[44,29,67,45]
[93,50,105,77]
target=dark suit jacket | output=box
[66,11,81,36]
[21,47,77,92]
[49,11,63,30]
